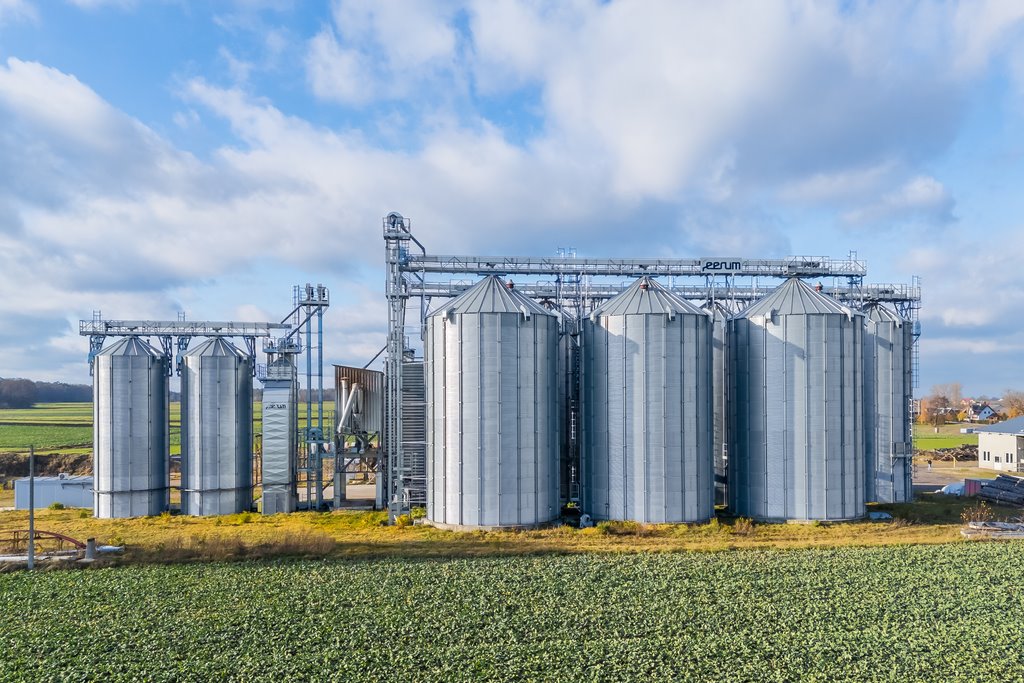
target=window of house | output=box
[996,456,1001,463]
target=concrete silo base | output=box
[421,518,558,532]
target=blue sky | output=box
[1,0,1024,396]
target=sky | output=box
[1,0,1024,396]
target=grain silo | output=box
[180,338,253,516]
[728,278,865,521]
[863,303,914,503]
[582,277,713,523]
[425,275,559,529]
[92,336,169,518]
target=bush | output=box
[394,514,413,528]
[961,501,994,525]
[733,517,754,535]
[410,507,426,520]
[47,502,65,510]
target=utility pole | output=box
[28,445,35,571]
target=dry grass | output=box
[3,495,1017,565]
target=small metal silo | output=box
[582,277,714,523]
[425,275,560,529]
[180,338,253,516]
[863,303,914,503]
[728,278,865,521]
[92,336,169,518]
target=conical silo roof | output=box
[428,275,553,317]
[97,336,162,357]
[593,276,707,317]
[737,277,856,319]
[863,302,906,326]
[185,337,248,358]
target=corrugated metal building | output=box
[728,278,865,521]
[425,276,560,529]
[582,277,714,523]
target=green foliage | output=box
[409,507,427,520]
[3,545,1024,680]
[47,502,65,510]
[394,514,413,528]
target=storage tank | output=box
[180,338,253,515]
[582,277,714,523]
[261,357,297,514]
[93,336,169,518]
[863,303,914,503]
[728,278,865,521]
[425,275,559,528]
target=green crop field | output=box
[0,401,335,458]
[913,423,979,450]
[2,543,1023,681]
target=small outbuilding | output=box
[14,474,93,509]
[976,417,1024,473]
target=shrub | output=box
[47,502,65,510]
[733,517,754,535]
[961,501,994,525]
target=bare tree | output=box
[1003,390,1024,418]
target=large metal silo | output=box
[425,275,560,529]
[180,338,253,516]
[582,277,714,523]
[863,303,914,503]
[728,278,865,521]
[93,336,169,518]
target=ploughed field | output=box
[3,543,1024,681]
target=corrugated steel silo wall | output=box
[710,307,728,506]
[582,312,713,522]
[426,311,560,527]
[180,345,253,515]
[864,313,914,503]
[93,345,169,518]
[728,313,865,520]
[262,360,297,514]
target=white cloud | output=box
[64,0,136,9]
[842,176,955,227]
[0,0,36,23]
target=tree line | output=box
[0,378,92,409]
[918,381,1024,426]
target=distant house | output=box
[964,403,997,422]
[977,417,1024,473]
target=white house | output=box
[977,417,1024,473]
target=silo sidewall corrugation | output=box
[426,308,559,529]
[582,310,713,524]
[729,311,865,521]
[92,339,169,518]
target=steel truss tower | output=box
[382,212,922,520]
